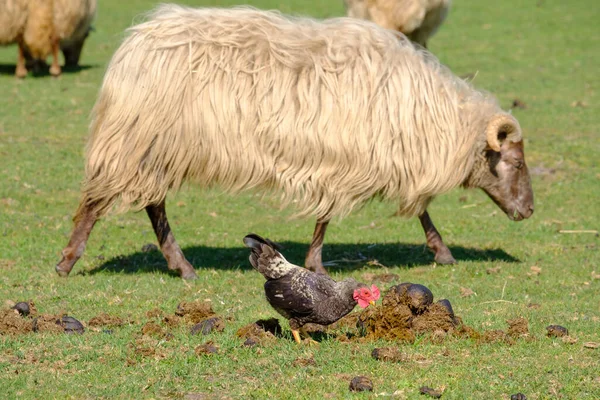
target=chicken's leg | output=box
[292,329,302,344]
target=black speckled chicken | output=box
[243,233,380,343]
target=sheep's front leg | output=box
[16,44,28,78]
[145,201,197,280]
[49,37,61,77]
[56,202,98,277]
[304,219,329,275]
[418,210,456,264]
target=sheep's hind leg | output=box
[304,219,329,275]
[56,202,98,277]
[418,210,456,264]
[146,201,197,280]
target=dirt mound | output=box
[175,301,215,324]
[190,317,225,335]
[0,309,33,335]
[337,282,532,345]
[88,313,125,328]
[236,318,281,346]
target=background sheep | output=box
[56,5,533,280]
[343,0,451,48]
[0,0,96,77]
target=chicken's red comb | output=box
[370,284,381,300]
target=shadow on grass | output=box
[82,241,520,278]
[0,63,95,77]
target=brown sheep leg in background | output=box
[419,210,456,264]
[16,45,28,78]
[145,201,198,280]
[62,36,87,68]
[49,37,61,77]
[304,219,329,275]
[56,203,98,277]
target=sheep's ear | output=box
[486,113,522,152]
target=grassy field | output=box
[0,0,599,398]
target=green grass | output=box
[1,0,599,398]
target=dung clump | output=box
[546,325,568,338]
[190,317,225,335]
[506,317,529,339]
[60,316,85,334]
[195,341,219,355]
[175,301,215,324]
[358,283,454,342]
[0,309,33,335]
[88,313,125,328]
[12,301,36,317]
[371,347,406,362]
[236,318,281,346]
[419,386,443,398]
[141,321,165,338]
[32,315,68,334]
[349,376,373,392]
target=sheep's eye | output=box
[514,160,523,169]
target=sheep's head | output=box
[464,113,534,221]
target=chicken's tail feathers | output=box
[243,233,294,280]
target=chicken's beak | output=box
[369,300,376,307]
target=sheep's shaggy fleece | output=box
[82,4,502,221]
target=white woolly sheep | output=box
[56,5,533,280]
[343,0,451,48]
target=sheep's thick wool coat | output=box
[82,4,502,221]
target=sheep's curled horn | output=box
[486,113,522,152]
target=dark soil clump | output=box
[371,347,406,362]
[546,325,568,337]
[190,317,225,335]
[511,393,527,400]
[195,341,219,355]
[12,301,36,317]
[349,376,373,392]
[420,386,443,398]
[60,316,85,334]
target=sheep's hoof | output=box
[49,65,61,77]
[434,249,457,265]
[55,264,71,277]
[181,269,198,280]
[15,67,27,79]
